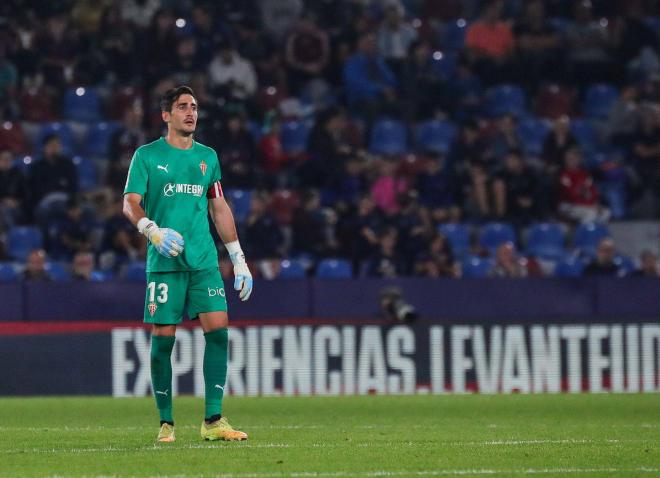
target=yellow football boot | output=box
[200,417,248,441]
[156,423,175,443]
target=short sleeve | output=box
[123,149,148,196]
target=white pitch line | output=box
[0,438,646,456]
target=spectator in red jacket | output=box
[557,147,610,224]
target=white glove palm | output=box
[139,219,184,258]
[227,246,253,301]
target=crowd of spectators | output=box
[0,0,660,280]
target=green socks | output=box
[151,335,175,423]
[203,328,229,419]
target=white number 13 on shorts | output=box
[147,282,169,303]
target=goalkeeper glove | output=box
[225,240,253,301]
[137,218,184,258]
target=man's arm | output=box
[209,195,253,301]
[123,192,184,258]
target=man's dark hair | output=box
[160,86,196,112]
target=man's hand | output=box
[139,219,184,258]
[228,249,253,301]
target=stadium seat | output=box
[316,258,352,278]
[0,121,27,154]
[535,84,575,119]
[7,226,44,261]
[36,122,76,157]
[45,262,71,281]
[90,270,114,281]
[553,255,584,277]
[430,51,458,80]
[461,256,492,278]
[614,254,636,275]
[517,118,551,157]
[63,86,103,123]
[270,190,301,225]
[572,222,610,257]
[570,119,597,153]
[369,119,408,156]
[525,222,565,260]
[0,263,18,282]
[582,84,619,119]
[438,223,471,258]
[72,156,98,192]
[478,222,516,254]
[85,121,120,159]
[19,86,58,122]
[441,18,469,51]
[599,181,627,220]
[109,85,144,120]
[224,189,252,224]
[414,120,457,154]
[485,84,526,118]
[281,120,311,154]
[124,261,147,282]
[278,259,306,279]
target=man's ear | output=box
[162,111,171,123]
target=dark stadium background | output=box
[0,0,659,397]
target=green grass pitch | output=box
[1,394,659,477]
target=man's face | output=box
[27,250,46,273]
[597,240,615,264]
[163,94,197,136]
[0,150,12,171]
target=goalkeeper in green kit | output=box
[123,86,251,443]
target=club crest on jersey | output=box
[148,302,158,317]
[199,160,207,176]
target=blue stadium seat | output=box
[281,120,311,154]
[525,222,566,261]
[430,51,458,80]
[583,84,619,119]
[45,262,71,281]
[36,122,76,157]
[225,189,252,224]
[63,86,103,123]
[7,226,44,261]
[479,222,516,254]
[85,121,120,159]
[90,270,114,281]
[72,156,98,192]
[316,259,352,278]
[570,119,597,153]
[599,181,627,220]
[573,222,610,257]
[278,259,306,279]
[369,119,408,155]
[614,254,636,275]
[517,118,551,157]
[438,223,470,258]
[485,84,526,118]
[441,18,469,51]
[415,120,457,154]
[553,255,584,277]
[124,261,147,282]
[0,263,18,282]
[461,256,492,278]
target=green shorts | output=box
[143,267,228,324]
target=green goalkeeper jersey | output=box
[124,137,222,272]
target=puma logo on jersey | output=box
[157,164,169,173]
